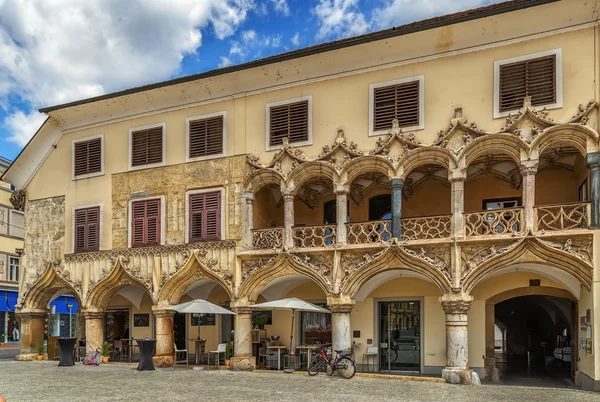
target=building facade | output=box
[3,0,600,389]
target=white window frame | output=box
[265,95,313,151]
[8,255,19,282]
[127,195,166,248]
[369,75,425,137]
[128,122,167,171]
[184,187,226,243]
[8,209,24,239]
[71,134,105,180]
[71,203,103,253]
[493,48,563,119]
[186,111,227,162]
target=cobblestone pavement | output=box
[1,361,600,402]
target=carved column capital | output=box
[448,169,467,183]
[153,308,176,319]
[333,183,350,195]
[82,308,105,320]
[243,192,255,204]
[440,294,473,315]
[327,298,355,313]
[388,178,405,191]
[519,162,538,176]
[281,188,295,201]
[586,152,600,169]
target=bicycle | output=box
[82,349,102,366]
[307,346,356,379]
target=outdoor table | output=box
[187,339,206,365]
[57,337,77,367]
[136,339,156,371]
[266,345,288,370]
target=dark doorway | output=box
[369,194,391,221]
[173,313,186,350]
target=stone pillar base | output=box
[442,368,481,385]
[230,355,255,371]
[152,355,174,368]
[16,353,37,361]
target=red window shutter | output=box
[74,207,100,252]
[131,126,163,167]
[189,115,224,158]
[145,199,161,245]
[269,100,309,147]
[131,199,161,247]
[75,209,86,252]
[74,137,102,177]
[373,80,420,132]
[189,191,221,242]
[499,54,556,112]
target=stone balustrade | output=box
[292,224,336,248]
[251,228,283,250]
[346,220,392,244]
[465,207,523,237]
[535,202,591,232]
[401,215,452,241]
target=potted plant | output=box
[0,333,6,347]
[255,315,267,330]
[225,342,233,367]
[35,341,45,360]
[101,342,113,364]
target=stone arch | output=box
[487,285,577,305]
[85,261,154,310]
[341,247,452,298]
[21,264,83,310]
[399,147,456,178]
[245,169,285,193]
[238,253,332,302]
[530,124,599,159]
[286,161,339,190]
[463,238,592,294]
[340,155,395,185]
[158,253,233,306]
[461,134,527,169]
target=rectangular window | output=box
[130,125,164,168]
[74,207,100,252]
[73,137,102,178]
[9,256,19,282]
[268,99,310,148]
[483,198,521,210]
[132,199,161,247]
[9,210,24,238]
[189,191,221,242]
[499,55,556,113]
[188,114,225,159]
[369,76,424,136]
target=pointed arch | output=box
[399,146,456,178]
[531,124,599,158]
[22,264,82,310]
[245,169,285,193]
[286,161,339,190]
[158,252,233,306]
[340,155,395,185]
[85,260,154,309]
[461,134,528,168]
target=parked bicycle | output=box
[308,346,356,379]
[82,349,102,366]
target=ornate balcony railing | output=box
[293,224,336,248]
[465,207,523,237]
[251,228,284,250]
[535,202,590,232]
[347,220,392,244]
[401,215,451,241]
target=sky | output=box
[0,0,502,161]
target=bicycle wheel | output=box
[308,356,324,376]
[335,357,356,379]
[390,348,398,363]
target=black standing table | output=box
[136,339,156,371]
[57,337,77,367]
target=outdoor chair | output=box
[174,342,189,367]
[258,347,277,370]
[363,346,378,373]
[113,340,123,361]
[208,343,227,367]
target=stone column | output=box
[440,294,479,385]
[520,161,538,233]
[448,170,466,238]
[389,178,404,239]
[242,192,255,249]
[16,310,47,360]
[152,308,175,367]
[282,188,295,250]
[334,184,349,245]
[586,152,600,228]
[329,300,354,353]
[83,309,105,353]
[230,304,255,370]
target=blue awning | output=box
[49,296,79,314]
[0,291,18,312]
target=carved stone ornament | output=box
[241,255,278,281]
[288,252,334,290]
[9,189,26,211]
[537,237,593,266]
[460,240,523,279]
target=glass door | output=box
[379,301,421,372]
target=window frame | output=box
[185,188,225,243]
[128,122,167,171]
[71,203,103,253]
[127,196,166,248]
[8,209,24,239]
[186,111,227,162]
[265,95,312,151]
[369,75,425,137]
[493,48,562,118]
[72,134,104,180]
[8,255,19,282]
[482,197,522,211]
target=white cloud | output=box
[242,30,258,43]
[313,0,369,40]
[291,32,301,46]
[269,0,290,16]
[3,110,47,147]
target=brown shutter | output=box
[74,137,102,177]
[269,100,309,147]
[189,191,221,242]
[132,199,161,247]
[373,80,420,132]
[74,207,100,252]
[189,115,224,158]
[499,54,556,112]
[131,126,164,167]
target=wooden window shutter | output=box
[189,191,221,242]
[269,100,309,147]
[131,126,164,167]
[189,115,224,158]
[74,207,100,252]
[74,137,102,177]
[373,80,420,132]
[499,54,556,112]
[132,199,161,247]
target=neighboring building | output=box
[4,0,600,390]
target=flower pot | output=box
[101,356,109,364]
[225,359,230,367]
[0,342,5,347]
[36,355,43,361]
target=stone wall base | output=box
[442,368,481,385]
[230,355,255,371]
[16,353,38,361]
[152,355,174,368]
[580,371,600,392]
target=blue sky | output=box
[0,0,500,161]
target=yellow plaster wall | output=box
[578,286,594,379]
[107,293,154,340]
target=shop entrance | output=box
[378,301,421,372]
[173,313,187,350]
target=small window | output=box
[131,199,161,247]
[369,76,424,136]
[267,97,311,149]
[9,210,24,238]
[484,198,521,210]
[189,192,221,242]
[8,256,19,282]
[74,207,100,252]
[130,124,165,169]
[73,135,103,179]
[188,113,225,160]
